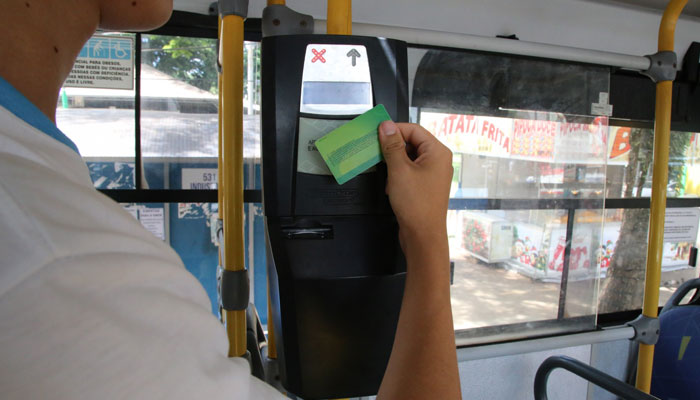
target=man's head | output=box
[97,0,173,31]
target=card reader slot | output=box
[282,226,333,240]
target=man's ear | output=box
[98,0,173,31]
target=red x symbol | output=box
[311,48,326,63]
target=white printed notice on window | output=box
[664,208,700,243]
[64,35,134,90]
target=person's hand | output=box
[376,121,461,400]
[378,121,453,244]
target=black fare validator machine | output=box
[261,35,408,399]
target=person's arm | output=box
[376,121,461,399]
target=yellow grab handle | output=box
[327,0,352,35]
[219,13,247,358]
[635,0,687,393]
[267,281,277,359]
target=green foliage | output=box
[669,131,692,195]
[142,35,218,93]
[142,35,261,98]
[624,128,691,197]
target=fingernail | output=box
[381,120,397,136]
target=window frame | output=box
[92,10,700,344]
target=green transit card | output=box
[314,104,392,185]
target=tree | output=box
[141,35,261,97]
[598,129,691,313]
[142,35,219,93]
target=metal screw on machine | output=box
[261,4,314,37]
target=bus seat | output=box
[650,278,700,400]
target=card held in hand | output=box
[314,104,392,185]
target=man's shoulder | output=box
[0,115,181,297]
[0,154,284,399]
[0,105,88,184]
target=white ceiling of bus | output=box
[586,0,700,17]
[172,0,700,61]
[173,0,700,18]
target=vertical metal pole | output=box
[636,0,687,392]
[327,0,352,35]
[218,17,224,229]
[135,33,143,190]
[557,208,576,319]
[217,17,226,324]
[220,11,247,359]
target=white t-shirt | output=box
[0,104,283,399]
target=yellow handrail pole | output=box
[267,0,285,5]
[218,16,224,226]
[220,12,247,358]
[327,0,352,35]
[635,0,687,392]
[217,17,226,325]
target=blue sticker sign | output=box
[65,35,134,90]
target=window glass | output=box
[139,36,261,191]
[140,35,219,190]
[243,41,262,190]
[420,111,609,199]
[57,33,137,189]
[606,127,697,198]
[598,207,699,314]
[409,47,609,343]
[598,125,700,314]
[683,133,700,197]
[450,209,600,325]
[58,34,267,320]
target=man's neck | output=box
[0,0,99,122]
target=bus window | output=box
[599,128,699,314]
[55,34,266,320]
[57,33,137,189]
[54,30,700,343]
[141,35,220,190]
[409,46,609,344]
[599,207,700,314]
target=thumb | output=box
[378,120,410,170]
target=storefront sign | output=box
[421,111,608,164]
[511,119,556,161]
[608,127,631,163]
[553,118,608,164]
[420,112,511,157]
